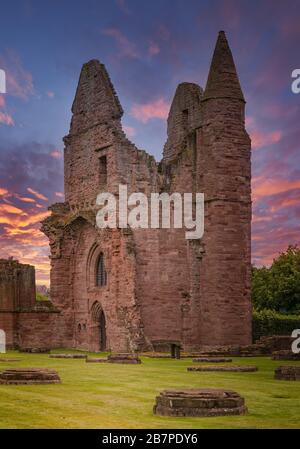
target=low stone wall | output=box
[274,366,300,381]
[49,354,87,359]
[107,353,141,364]
[153,389,247,417]
[272,350,300,360]
[192,357,232,363]
[257,335,294,352]
[188,365,258,372]
[0,368,61,384]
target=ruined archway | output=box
[90,301,107,352]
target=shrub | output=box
[253,309,300,342]
[36,292,49,302]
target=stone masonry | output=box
[39,31,252,352]
[0,259,59,350]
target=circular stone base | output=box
[154,389,247,417]
[275,365,300,381]
[192,357,232,363]
[0,368,61,384]
[188,365,258,372]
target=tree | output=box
[252,245,300,314]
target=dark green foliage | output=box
[36,292,49,302]
[252,309,300,341]
[252,245,300,314]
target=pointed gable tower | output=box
[64,60,123,205]
[70,59,123,135]
[202,31,245,102]
[197,31,252,346]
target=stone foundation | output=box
[86,357,108,363]
[153,389,247,417]
[49,354,87,359]
[0,368,61,384]
[20,347,51,353]
[0,358,21,362]
[107,353,141,364]
[257,335,294,352]
[272,350,300,361]
[274,366,300,381]
[188,365,257,372]
[192,357,232,363]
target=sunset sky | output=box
[0,0,300,285]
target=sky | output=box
[0,0,300,285]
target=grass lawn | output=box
[0,350,299,429]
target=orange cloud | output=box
[0,208,49,227]
[15,195,36,203]
[0,187,9,197]
[0,203,24,216]
[27,187,48,201]
[0,111,14,126]
[131,98,170,123]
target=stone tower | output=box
[41,31,252,352]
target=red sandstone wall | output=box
[41,33,252,352]
[0,312,17,348]
[17,311,61,350]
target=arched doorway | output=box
[90,301,107,351]
[99,310,106,351]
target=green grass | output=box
[0,350,299,428]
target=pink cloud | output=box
[148,41,160,56]
[46,91,55,98]
[131,98,170,123]
[102,28,139,59]
[0,94,5,108]
[0,111,14,125]
[251,130,282,150]
[0,50,34,100]
[50,150,62,159]
[123,125,136,138]
[246,116,282,150]
[270,196,300,213]
[55,192,64,198]
[253,177,300,198]
[116,0,131,15]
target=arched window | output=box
[96,253,107,287]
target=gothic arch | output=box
[86,242,108,289]
[90,301,107,351]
